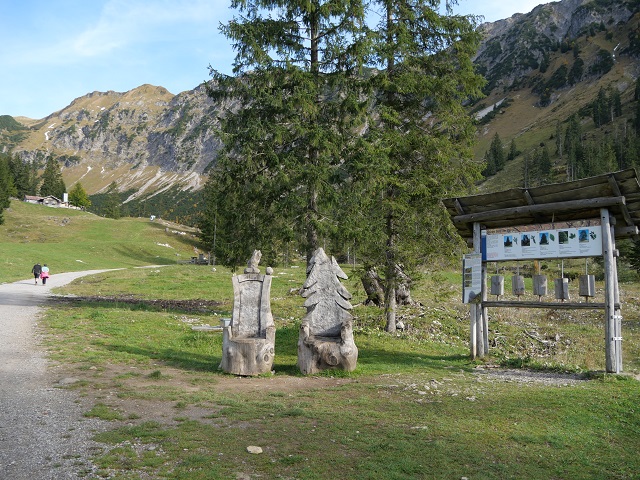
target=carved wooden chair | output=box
[298,248,358,374]
[220,251,275,376]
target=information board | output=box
[463,253,482,303]
[482,220,602,261]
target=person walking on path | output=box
[31,262,42,284]
[40,264,50,285]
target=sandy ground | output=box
[0,271,114,479]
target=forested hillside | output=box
[473,0,640,191]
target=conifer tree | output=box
[103,182,121,219]
[592,88,608,127]
[568,57,584,85]
[565,114,582,180]
[508,138,518,161]
[39,156,66,199]
[530,149,541,185]
[482,133,508,177]
[203,0,369,266]
[8,155,37,198]
[555,120,563,158]
[612,90,622,118]
[0,155,16,224]
[201,0,484,330]
[349,0,484,331]
[482,150,495,176]
[538,145,552,183]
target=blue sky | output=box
[0,0,543,119]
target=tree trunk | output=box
[361,268,384,306]
[306,182,319,264]
[383,2,398,334]
[385,285,397,333]
[384,209,397,333]
[305,11,320,266]
[394,264,413,306]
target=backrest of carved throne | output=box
[231,273,273,338]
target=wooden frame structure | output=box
[444,169,640,373]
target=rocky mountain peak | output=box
[1,0,638,223]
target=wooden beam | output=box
[614,226,639,238]
[453,196,626,225]
[454,199,465,215]
[611,223,623,373]
[482,301,614,310]
[470,223,480,359]
[608,174,636,228]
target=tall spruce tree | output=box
[201,0,483,330]
[508,138,518,161]
[8,155,38,198]
[39,156,66,199]
[538,144,552,183]
[565,114,582,180]
[490,132,506,170]
[555,120,563,158]
[103,182,122,219]
[481,132,505,177]
[202,0,369,267]
[349,0,484,331]
[0,155,17,224]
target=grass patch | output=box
[0,200,200,283]
[3,201,638,478]
[84,379,640,479]
[84,403,125,421]
[38,264,640,478]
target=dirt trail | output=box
[0,271,114,479]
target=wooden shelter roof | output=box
[443,169,640,243]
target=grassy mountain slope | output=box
[0,200,203,283]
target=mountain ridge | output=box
[1,0,639,221]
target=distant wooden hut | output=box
[23,195,67,208]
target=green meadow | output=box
[2,200,639,479]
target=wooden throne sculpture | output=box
[220,250,276,376]
[298,248,358,374]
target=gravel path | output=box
[0,271,113,479]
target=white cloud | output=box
[4,0,229,66]
[72,0,229,57]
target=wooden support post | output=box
[469,223,485,358]
[469,223,478,359]
[470,303,477,359]
[601,209,619,373]
[482,261,489,355]
[610,220,623,373]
